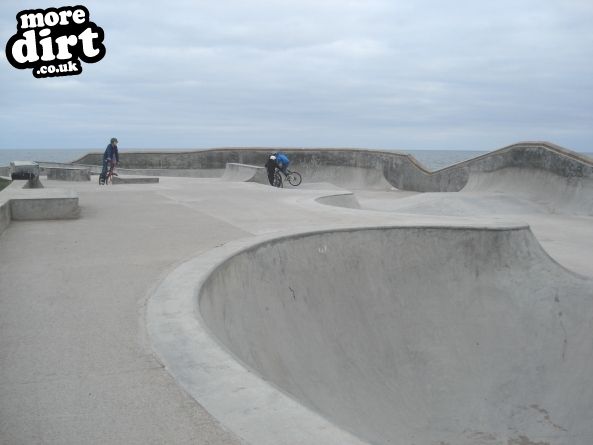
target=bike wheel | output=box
[287,171,302,186]
[273,171,283,188]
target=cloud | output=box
[1,0,592,150]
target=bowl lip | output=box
[146,220,537,445]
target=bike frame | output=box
[273,168,301,187]
[101,161,117,185]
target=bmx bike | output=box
[273,168,302,188]
[99,162,118,185]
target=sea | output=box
[1,148,592,172]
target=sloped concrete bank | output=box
[148,222,593,445]
[220,163,269,184]
[462,167,593,215]
[73,142,593,194]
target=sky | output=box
[1,0,592,151]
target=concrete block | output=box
[111,176,159,184]
[10,161,40,180]
[46,167,91,182]
[71,142,593,194]
[9,188,80,220]
[0,180,80,232]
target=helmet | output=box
[270,155,276,160]
[111,137,118,144]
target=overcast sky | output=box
[1,0,592,151]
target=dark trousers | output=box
[100,159,109,178]
[266,166,275,185]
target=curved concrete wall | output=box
[462,168,593,215]
[73,142,593,193]
[220,163,269,184]
[199,226,593,445]
[383,141,593,191]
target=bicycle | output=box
[273,168,302,188]
[99,161,118,185]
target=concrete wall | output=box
[46,167,91,181]
[0,196,10,234]
[0,176,10,192]
[116,168,224,178]
[0,177,13,233]
[74,148,411,171]
[199,225,593,445]
[73,142,593,192]
[383,142,593,191]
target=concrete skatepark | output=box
[1,142,592,445]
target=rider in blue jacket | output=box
[265,152,290,185]
[274,152,290,173]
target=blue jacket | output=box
[103,143,119,163]
[275,152,289,168]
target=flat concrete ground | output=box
[1,176,592,444]
[0,179,251,445]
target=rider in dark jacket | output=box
[100,138,119,181]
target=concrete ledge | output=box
[112,176,160,184]
[9,189,80,220]
[0,180,80,234]
[46,167,91,182]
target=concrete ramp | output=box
[196,226,593,445]
[220,163,269,184]
[462,167,593,215]
[315,192,361,209]
[296,165,393,190]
